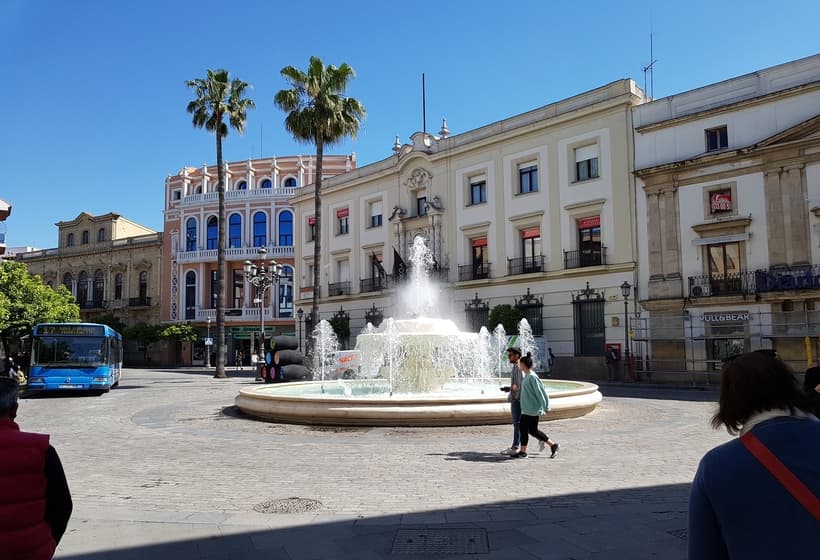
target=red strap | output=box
[740,432,820,522]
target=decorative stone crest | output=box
[403,167,432,192]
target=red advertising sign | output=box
[577,216,600,229]
[710,192,732,212]
[471,238,487,247]
[521,227,540,239]
[336,208,349,219]
[307,217,316,225]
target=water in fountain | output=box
[491,324,509,377]
[311,320,339,381]
[477,327,492,389]
[517,318,539,371]
[354,237,484,394]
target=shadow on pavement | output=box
[56,483,691,560]
[598,384,718,403]
[428,451,517,463]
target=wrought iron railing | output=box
[129,297,152,307]
[507,256,545,276]
[328,281,351,297]
[458,263,491,281]
[79,299,106,309]
[360,277,387,293]
[564,247,607,269]
[688,271,756,297]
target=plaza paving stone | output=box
[14,368,729,559]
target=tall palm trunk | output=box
[214,125,227,378]
[310,138,324,330]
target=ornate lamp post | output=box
[244,247,283,381]
[296,307,304,351]
[620,281,632,382]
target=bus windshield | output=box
[32,336,108,367]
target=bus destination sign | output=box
[37,325,104,336]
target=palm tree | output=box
[186,69,255,378]
[274,56,365,332]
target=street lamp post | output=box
[244,247,283,382]
[296,307,304,352]
[205,316,211,368]
[620,281,632,382]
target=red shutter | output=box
[308,217,316,225]
[336,208,349,218]
[471,238,488,247]
[521,227,540,239]
[577,216,600,229]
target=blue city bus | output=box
[27,323,122,394]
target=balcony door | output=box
[707,242,741,294]
[578,216,601,267]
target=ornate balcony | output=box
[688,271,756,297]
[360,277,387,293]
[79,299,106,310]
[129,297,152,307]
[564,247,607,269]
[458,263,491,281]
[328,281,352,297]
[507,256,544,276]
[175,244,293,264]
[179,187,297,207]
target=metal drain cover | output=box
[392,528,489,555]
[253,497,322,514]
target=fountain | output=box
[236,237,602,426]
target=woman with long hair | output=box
[513,353,559,459]
[688,351,819,559]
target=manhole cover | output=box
[253,497,322,514]
[392,528,489,555]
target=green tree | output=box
[488,304,524,335]
[160,323,200,366]
[274,56,365,331]
[124,323,163,361]
[186,69,255,379]
[94,313,127,335]
[0,261,80,355]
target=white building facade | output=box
[634,54,820,380]
[291,80,648,377]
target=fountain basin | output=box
[235,379,602,427]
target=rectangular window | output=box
[707,242,742,295]
[369,201,383,228]
[306,264,315,287]
[337,209,349,235]
[521,228,541,261]
[233,271,243,309]
[471,238,488,279]
[210,270,218,309]
[417,196,428,217]
[578,216,602,267]
[469,181,487,205]
[706,126,728,152]
[574,145,599,182]
[519,164,538,194]
[308,217,316,241]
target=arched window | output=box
[114,273,123,300]
[206,216,218,250]
[283,177,297,188]
[236,180,247,190]
[98,228,106,242]
[139,271,148,300]
[62,272,74,295]
[278,211,293,246]
[93,269,105,304]
[195,184,202,194]
[185,271,196,320]
[66,233,74,247]
[81,230,89,244]
[278,265,294,317]
[186,218,197,251]
[78,271,89,303]
[229,213,242,248]
[253,212,267,247]
[260,178,272,189]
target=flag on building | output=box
[392,247,407,278]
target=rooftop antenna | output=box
[642,32,658,99]
[422,73,427,134]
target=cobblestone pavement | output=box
[16,368,730,559]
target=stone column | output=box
[647,192,663,280]
[662,189,681,278]
[784,165,808,264]
[764,169,786,266]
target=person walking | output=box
[500,347,523,456]
[688,352,819,559]
[0,378,73,560]
[514,353,559,459]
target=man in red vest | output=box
[0,378,72,560]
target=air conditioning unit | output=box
[691,286,704,296]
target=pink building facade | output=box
[162,154,354,365]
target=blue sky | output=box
[2,0,818,249]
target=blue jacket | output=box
[688,416,820,559]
